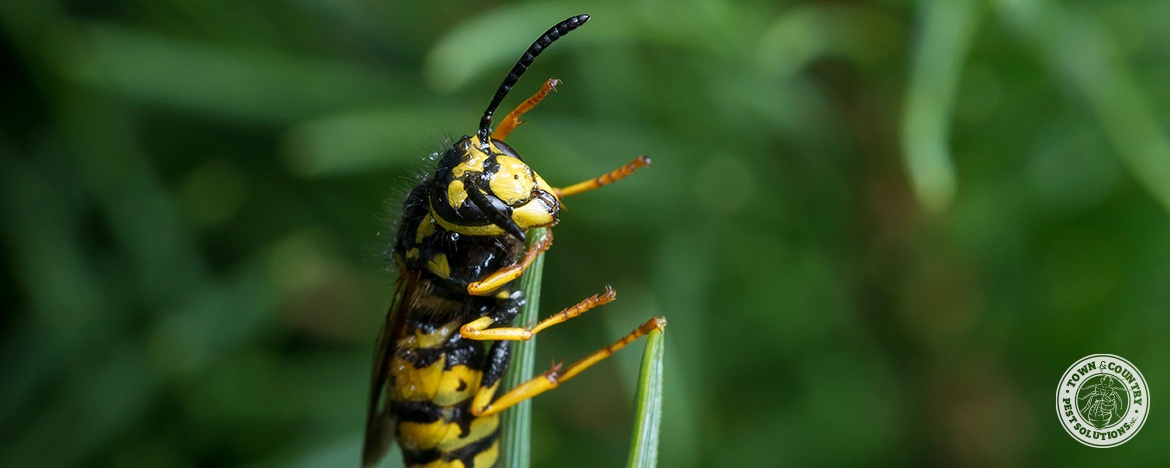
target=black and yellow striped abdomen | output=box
[386,290,514,468]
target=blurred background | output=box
[2,0,1169,466]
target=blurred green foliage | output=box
[3,0,1169,466]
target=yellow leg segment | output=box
[470,380,501,419]
[492,78,562,141]
[467,230,553,296]
[460,286,616,341]
[554,155,652,198]
[472,316,667,417]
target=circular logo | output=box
[1056,354,1149,447]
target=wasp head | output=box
[428,135,560,241]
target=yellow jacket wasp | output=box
[362,14,665,468]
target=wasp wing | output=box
[362,269,419,467]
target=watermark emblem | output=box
[1056,354,1148,447]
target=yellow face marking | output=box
[406,247,420,261]
[427,253,451,279]
[508,172,558,229]
[511,198,556,229]
[489,155,535,205]
[446,180,469,210]
[451,143,489,178]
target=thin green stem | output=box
[627,326,666,468]
[500,227,545,468]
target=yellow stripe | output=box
[397,414,498,453]
[413,320,459,349]
[430,203,505,236]
[438,414,498,452]
[398,418,457,451]
[473,440,500,468]
[434,364,483,406]
[390,356,444,401]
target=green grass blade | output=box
[500,227,546,468]
[901,0,982,213]
[627,323,666,468]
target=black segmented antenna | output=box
[477,14,590,144]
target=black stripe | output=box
[402,446,441,466]
[408,346,445,368]
[402,336,485,370]
[399,425,498,467]
[451,426,500,468]
[443,339,482,369]
[390,400,480,429]
[390,400,444,423]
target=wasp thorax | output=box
[428,136,560,239]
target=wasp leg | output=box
[554,156,651,198]
[492,78,562,141]
[467,229,554,296]
[469,339,514,414]
[471,316,667,417]
[461,286,615,341]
